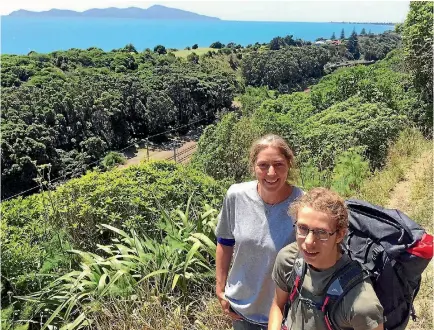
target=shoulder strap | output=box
[282,253,307,328]
[288,255,307,303]
[322,260,367,330]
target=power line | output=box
[1,117,206,202]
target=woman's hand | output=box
[217,291,243,320]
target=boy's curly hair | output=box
[289,187,348,230]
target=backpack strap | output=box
[282,254,306,329]
[288,255,307,303]
[322,260,367,330]
[284,257,366,330]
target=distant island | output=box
[7,5,221,21]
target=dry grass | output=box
[173,48,215,58]
[359,128,432,206]
[406,151,433,330]
[90,290,232,330]
[359,128,433,330]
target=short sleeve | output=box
[335,279,384,330]
[272,242,299,292]
[215,191,235,240]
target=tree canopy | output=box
[1,47,238,199]
[402,1,433,102]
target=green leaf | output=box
[184,241,201,273]
[60,312,88,330]
[172,274,181,291]
[137,269,169,284]
[97,273,109,294]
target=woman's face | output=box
[254,146,290,196]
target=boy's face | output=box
[295,206,346,270]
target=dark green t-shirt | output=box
[272,242,384,330]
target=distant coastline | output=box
[330,21,396,25]
[7,5,220,21]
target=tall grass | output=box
[14,200,219,330]
[90,291,232,330]
[406,151,433,330]
[359,127,432,206]
[359,127,433,330]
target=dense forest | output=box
[1,2,433,329]
[1,28,401,199]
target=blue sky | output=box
[0,1,410,22]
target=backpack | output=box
[283,199,433,330]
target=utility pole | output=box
[173,137,177,162]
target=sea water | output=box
[1,16,394,55]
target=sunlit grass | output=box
[359,127,432,206]
[406,151,433,330]
[173,48,215,57]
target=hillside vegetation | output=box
[1,29,401,200]
[1,2,433,329]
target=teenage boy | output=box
[268,188,384,330]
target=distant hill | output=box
[7,5,221,20]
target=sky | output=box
[0,0,410,23]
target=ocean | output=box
[1,17,394,55]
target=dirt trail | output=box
[386,149,432,330]
[386,150,432,212]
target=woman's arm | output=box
[216,243,233,297]
[216,242,241,320]
[268,286,289,330]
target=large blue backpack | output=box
[283,199,433,330]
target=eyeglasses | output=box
[293,222,338,241]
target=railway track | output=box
[167,144,197,163]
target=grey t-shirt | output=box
[215,181,303,324]
[273,242,384,330]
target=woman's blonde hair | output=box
[289,187,348,230]
[249,134,295,173]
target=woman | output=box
[215,134,303,329]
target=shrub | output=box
[102,151,126,169]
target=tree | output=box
[402,1,433,103]
[340,29,345,40]
[192,44,198,49]
[347,29,361,60]
[359,31,401,61]
[191,113,261,181]
[269,37,283,50]
[153,45,167,55]
[360,28,367,36]
[283,35,296,46]
[394,23,404,34]
[187,52,199,64]
[209,41,224,49]
[123,43,138,53]
[0,46,239,198]
[331,32,336,40]
[80,137,108,161]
